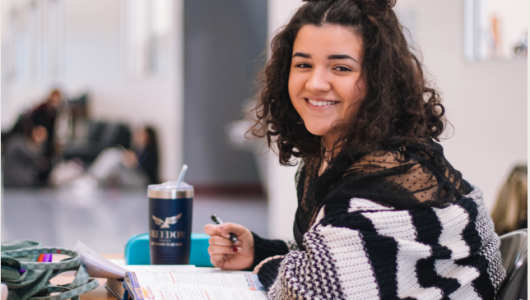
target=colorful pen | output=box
[210,214,238,244]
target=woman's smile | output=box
[305,98,340,107]
[288,24,366,150]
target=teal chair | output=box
[124,233,212,267]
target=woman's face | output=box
[133,128,148,148]
[289,24,366,148]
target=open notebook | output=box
[74,241,267,300]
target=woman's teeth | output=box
[308,99,336,107]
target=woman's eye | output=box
[295,63,312,68]
[334,66,352,72]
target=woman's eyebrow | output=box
[328,54,358,63]
[293,52,311,58]
[292,52,358,63]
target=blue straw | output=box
[176,164,188,188]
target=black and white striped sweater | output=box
[255,187,505,299]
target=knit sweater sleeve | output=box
[250,232,289,269]
[256,257,284,290]
[266,191,505,299]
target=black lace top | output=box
[293,139,472,250]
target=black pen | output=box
[210,214,238,244]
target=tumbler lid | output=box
[148,181,194,199]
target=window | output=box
[122,0,173,76]
[7,9,22,81]
[46,0,64,77]
[6,0,64,82]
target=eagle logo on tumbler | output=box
[152,213,182,228]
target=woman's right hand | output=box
[204,222,254,270]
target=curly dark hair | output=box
[249,0,446,166]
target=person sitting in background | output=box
[30,89,69,184]
[3,122,48,187]
[87,126,159,187]
[491,165,527,235]
[131,126,159,184]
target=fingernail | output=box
[219,225,225,230]
[232,247,238,252]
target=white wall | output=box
[266,0,527,239]
[395,0,527,209]
[267,0,303,240]
[1,0,184,181]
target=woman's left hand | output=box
[252,255,284,274]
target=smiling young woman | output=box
[289,24,366,152]
[204,0,506,299]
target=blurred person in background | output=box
[3,121,49,187]
[86,125,159,187]
[132,126,159,184]
[30,89,71,184]
[491,165,527,235]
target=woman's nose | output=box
[305,68,331,92]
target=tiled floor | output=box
[1,187,267,254]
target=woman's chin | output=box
[304,126,330,138]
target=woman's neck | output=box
[322,134,335,153]
[318,157,329,177]
[319,139,336,177]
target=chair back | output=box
[496,229,527,300]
